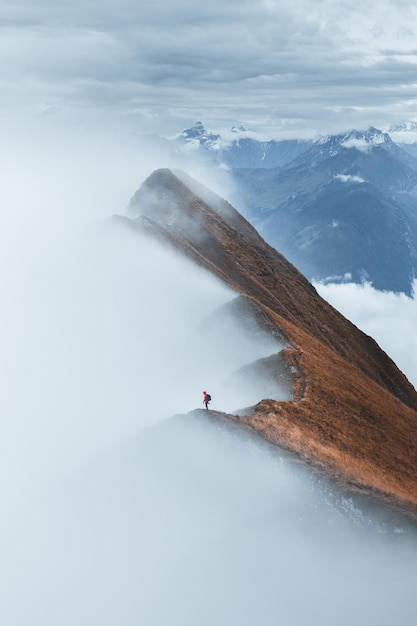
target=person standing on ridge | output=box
[203,390,211,410]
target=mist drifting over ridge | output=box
[0,124,292,508]
[0,201,284,508]
[1,127,417,625]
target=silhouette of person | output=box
[203,390,211,410]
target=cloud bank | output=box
[1,126,417,626]
[1,0,417,136]
[2,409,417,626]
[0,128,284,511]
[315,280,417,389]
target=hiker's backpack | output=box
[206,394,211,402]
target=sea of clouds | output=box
[1,124,417,626]
[315,281,417,390]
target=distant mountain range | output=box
[117,168,417,516]
[231,127,417,295]
[169,121,311,168]
[167,123,417,295]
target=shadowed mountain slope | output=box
[119,168,417,515]
[232,128,417,295]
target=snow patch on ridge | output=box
[318,128,388,155]
[340,129,387,152]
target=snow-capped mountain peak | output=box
[317,127,391,155]
[388,120,417,133]
[230,124,248,134]
[177,121,218,141]
[385,120,417,145]
[340,127,389,150]
[167,122,312,168]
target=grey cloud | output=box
[1,114,417,626]
[2,0,417,135]
[2,405,417,625]
[0,0,254,30]
[0,127,287,505]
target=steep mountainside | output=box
[232,128,417,295]
[118,168,417,516]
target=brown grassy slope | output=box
[126,168,417,513]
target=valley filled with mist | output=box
[1,128,417,625]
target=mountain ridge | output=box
[117,168,417,516]
[162,123,417,295]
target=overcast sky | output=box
[2,0,417,137]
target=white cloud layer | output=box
[0,126,285,508]
[1,0,417,136]
[315,280,417,389]
[2,407,417,625]
[1,127,417,626]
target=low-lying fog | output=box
[0,215,285,509]
[1,129,417,625]
[2,413,417,626]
